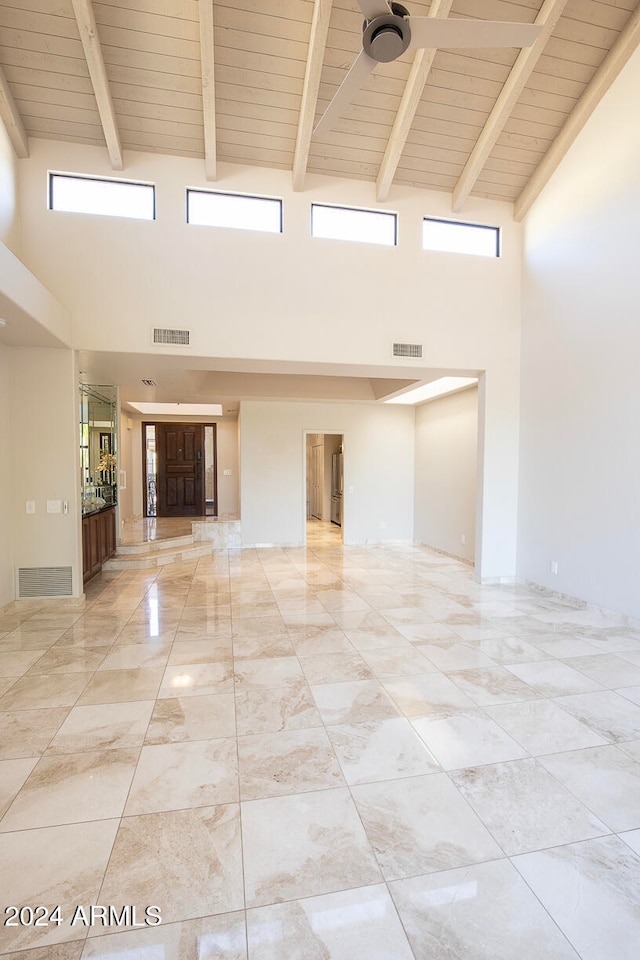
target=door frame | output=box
[143,421,217,519]
[303,430,345,544]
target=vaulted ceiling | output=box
[1,0,639,222]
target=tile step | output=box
[104,542,212,570]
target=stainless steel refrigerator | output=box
[330,451,343,526]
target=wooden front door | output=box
[156,423,204,517]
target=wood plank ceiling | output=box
[1,0,639,220]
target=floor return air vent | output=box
[17,566,73,598]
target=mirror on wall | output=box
[80,384,118,515]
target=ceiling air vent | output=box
[152,327,190,346]
[18,566,73,598]
[393,342,422,358]
[140,379,157,387]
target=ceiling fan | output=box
[313,0,542,139]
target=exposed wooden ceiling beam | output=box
[452,0,569,213]
[0,63,28,159]
[293,0,333,191]
[376,0,453,202]
[515,4,640,222]
[199,0,217,181]
[71,0,123,170]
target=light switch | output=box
[223,469,232,476]
[47,500,61,514]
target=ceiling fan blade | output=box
[314,50,378,140]
[407,18,542,50]
[356,0,392,19]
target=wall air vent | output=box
[18,566,73,598]
[140,379,157,387]
[152,328,190,346]
[393,342,423,358]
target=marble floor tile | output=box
[343,625,414,651]
[351,774,502,880]
[388,859,579,960]
[82,912,247,958]
[0,673,91,711]
[358,645,438,677]
[287,626,354,656]
[530,635,602,658]
[381,606,436,627]
[311,679,401,725]
[246,883,414,960]
[396,622,459,643]
[485,699,608,756]
[617,684,640,705]
[0,707,69,759]
[0,649,48,677]
[0,757,39,817]
[539,744,640,832]
[505,659,604,698]
[415,642,496,672]
[159,661,233,697]
[473,636,550,664]
[235,682,323,735]
[450,758,609,855]
[241,787,382,907]
[551,690,640,742]
[382,673,476,718]
[6,942,85,959]
[25,647,106,675]
[234,656,305,689]
[0,749,138,830]
[619,828,640,856]
[0,819,119,952]
[78,667,164,705]
[46,700,154,754]
[97,642,171,671]
[513,835,640,960]
[98,805,243,926]
[446,666,539,706]
[125,738,238,814]
[168,637,233,663]
[326,717,440,784]
[411,710,528,770]
[232,634,296,659]
[567,653,640,688]
[299,652,372,684]
[238,727,344,799]
[0,677,17,698]
[145,693,235,744]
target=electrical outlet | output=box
[380,521,386,530]
[550,560,558,575]
[25,500,35,514]
[461,534,466,545]
[223,469,232,476]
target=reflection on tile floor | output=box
[2,522,640,957]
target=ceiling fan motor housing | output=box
[363,6,411,63]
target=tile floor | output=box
[1,522,640,958]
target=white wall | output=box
[239,401,414,546]
[16,140,523,578]
[414,387,477,563]
[9,348,82,598]
[519,46,640,618]
[0,345,13,606]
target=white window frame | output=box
[48,172,156,220]
[311,203,398,246]
[422,217,500,258]
[186,189,283,233]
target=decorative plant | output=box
[98,451,117,472]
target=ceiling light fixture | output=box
[385,376,478,405]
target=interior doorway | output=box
[305,433,344,543]
[143,422,217,518]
